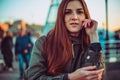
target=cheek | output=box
[64,16,70,26]
[64,16,69,23]
[79,15,86,25]
[80,15,86,21]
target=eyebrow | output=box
[65,8,83,11]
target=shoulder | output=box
[36,36,46,43]
[34,36,46,48]
[38,35,46,41]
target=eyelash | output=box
[65,11,84,15]
[77,11,84,14]
[65,11,72,14]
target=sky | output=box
[0,0,50,25]
[0,0,120,30]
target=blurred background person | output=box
[0,28,4,50]
[15,21,33,79]
[1,31,14,71]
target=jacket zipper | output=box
[72,44,75,58]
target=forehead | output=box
[66,0,83,9]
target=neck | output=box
[70,32,80,37]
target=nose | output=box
[71,12,78,21]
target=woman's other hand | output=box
[68,66,104,80]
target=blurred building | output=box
[9,20,43,36]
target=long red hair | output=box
[42,0,91,75]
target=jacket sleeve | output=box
[28,36,33,53]
[24,36,67,80]
[82,43,105,69]
[89,43,105,69]
[83,43,105,80]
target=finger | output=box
[88,21,91,28]
[85,20,91,28]
[88,69,104,76]
[86,20,92,28]
[82,21,85,28]
[82,66,96,70]
[99,75,103,80]
[86,74,99,80]
[83,21,87,28]
[92,20,98,30]
[82,19,89,28]
[91,76,102,80]
[98,75,102,80]
[86,20,93,29]
[98,70,104,80]
[96,69,104,73]
[87,74,102,80]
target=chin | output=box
[71,29,81,33]
[70,30,80,33]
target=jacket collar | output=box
[70,35,82,45]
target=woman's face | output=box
[64,0,85,36]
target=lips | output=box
[70,23,79,25]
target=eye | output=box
[65,10,72,15]
[77,10,84,14]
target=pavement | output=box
[0,50,120,80]
[0,61,20,80]
[0,51,21,80]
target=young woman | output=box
[25,0,105,80]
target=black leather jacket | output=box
[25,36,105,80]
